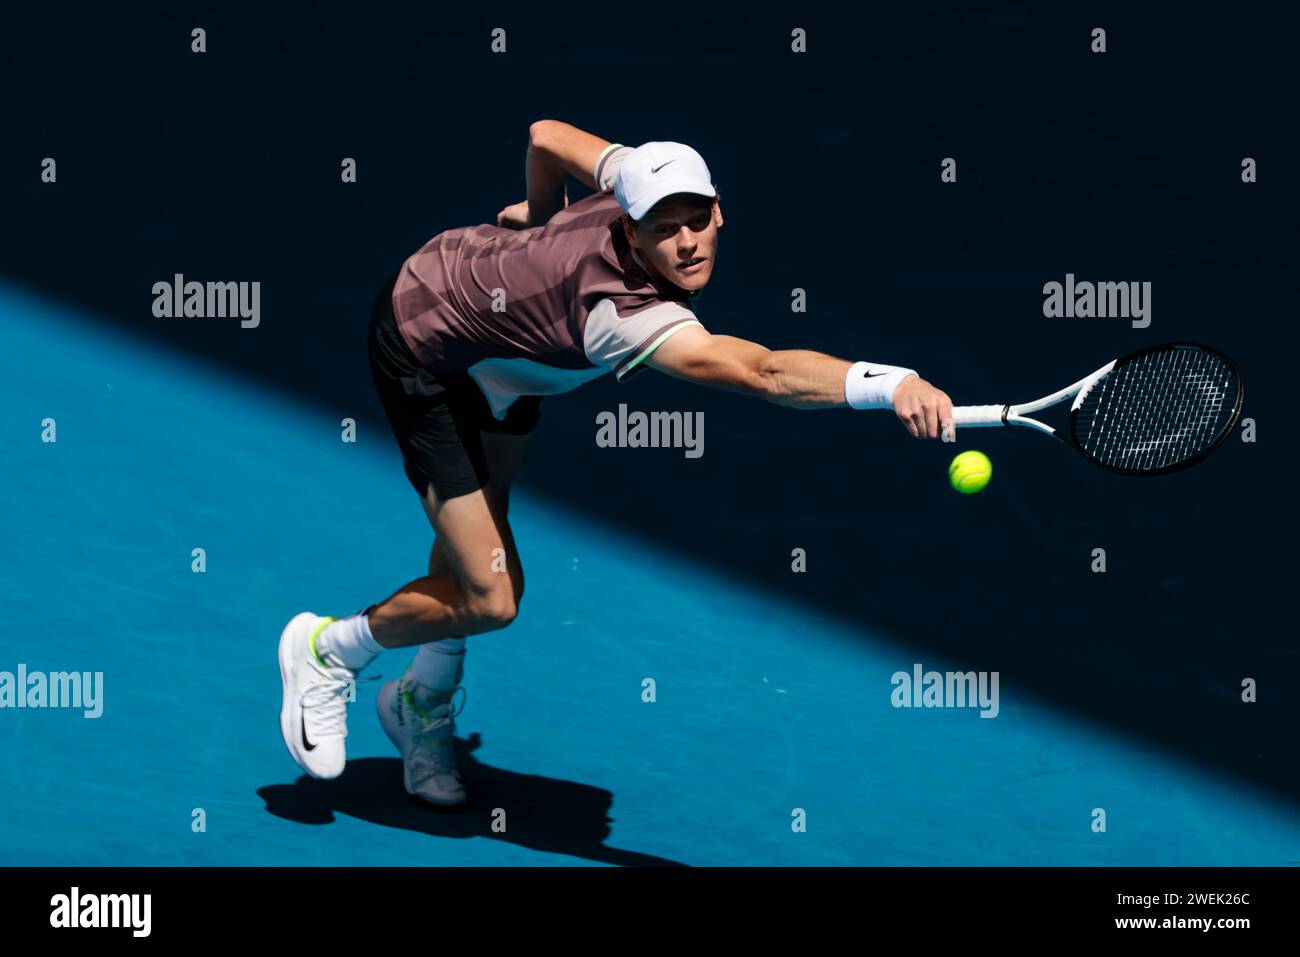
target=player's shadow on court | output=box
[256,733,684,867]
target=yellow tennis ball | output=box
[949,450,992,494]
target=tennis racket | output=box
[952,342,1244,475]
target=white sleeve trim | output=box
[594,144,632,193]
[616,319,703,381]
[583,299,700,372]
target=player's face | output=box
[628,197,723,292]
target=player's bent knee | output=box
[466,592,518,632]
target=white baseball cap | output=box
[614,142,716,220]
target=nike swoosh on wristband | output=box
[301,712,316,751]
[861,369,888,378]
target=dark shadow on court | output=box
[257,736,685,867]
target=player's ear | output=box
[621,214,640,248]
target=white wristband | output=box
[844,362,918,410]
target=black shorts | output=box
[368,272,542,500]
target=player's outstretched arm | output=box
[645,325,953,438]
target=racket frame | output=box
[951,343,1244,476]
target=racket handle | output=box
[952,404,1007,427]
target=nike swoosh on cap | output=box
[650,160,676,173]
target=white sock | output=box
[316,613,383,672]
[409,637,466,707]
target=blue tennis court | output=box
[2,278,1296,866]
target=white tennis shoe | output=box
[377,674,468,808]
[278,612,357,779]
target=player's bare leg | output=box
[365,477,522,648]
[376,432,531,806]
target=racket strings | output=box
[1072,347,1238,472]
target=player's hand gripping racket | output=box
[952,343,1243,475]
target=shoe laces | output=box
[405,684,467,779]
[300,660,381,740]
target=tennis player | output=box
[278,120,953,807]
